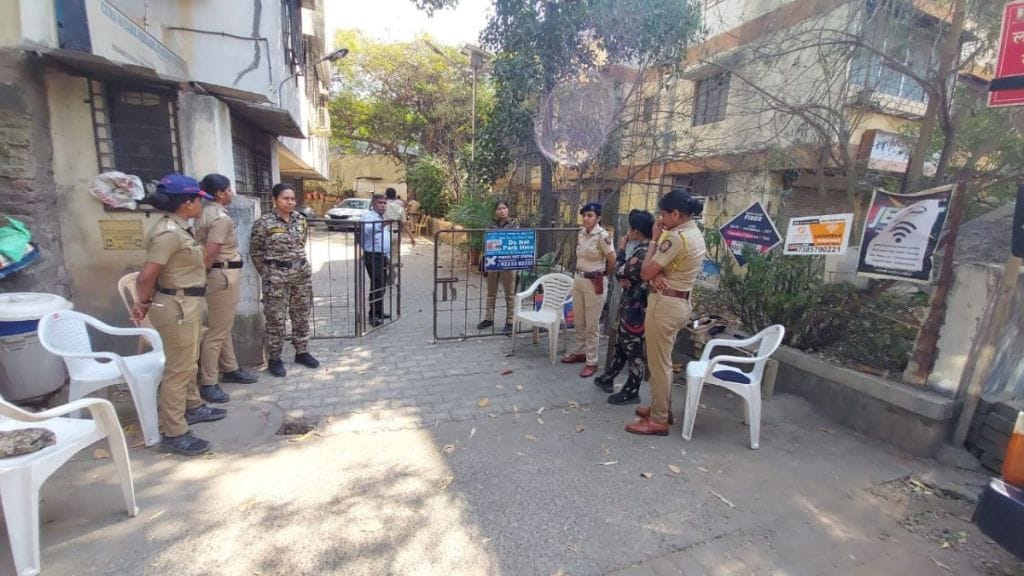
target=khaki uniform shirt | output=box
[195,203,240,264]
[650,220,707,292]
[249,210,309,275]
[576,225,615,274]
[383,201,406,223]
[143,213,206,289]
[406,199,420,215]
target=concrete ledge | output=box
[774,346,962,457]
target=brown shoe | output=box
[580,364,598,378]
[560,353,586,364]
[625,417,670,436]
[635,405,674,425]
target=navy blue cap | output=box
[580,202,602,215]
[158,173,213,199]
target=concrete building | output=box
[0,0,333,364]
[606,0,955,232]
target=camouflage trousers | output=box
[596,328,646,395]
[261,264,312,360]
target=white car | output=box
[326,198,371,230]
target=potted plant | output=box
[447,192,496,266]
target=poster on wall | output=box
[856,185,953,283]
[783,213,853,255]
[718,201,782,266]
[484,229,537,271]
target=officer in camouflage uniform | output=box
[594,210,654,405]
[249,183,319,377]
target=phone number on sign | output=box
[786,245,842,254]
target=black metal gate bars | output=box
[306,218,401,338]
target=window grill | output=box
[88,80,181,184]
[232,137,273,213]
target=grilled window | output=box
[232,138,273,213]
[89,80,181,183]
[692,73,730,126]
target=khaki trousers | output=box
[572,274,607,366]
[200,268,241,386]
[485,270,516,324]
[645,293,691,423]
[149,293,204,437]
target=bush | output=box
[717,247,843,349]
[406,156,450,217]
[711,246,920,376]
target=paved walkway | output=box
[241,237,587,432]
[13,237,1024,576]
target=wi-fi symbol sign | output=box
[890,222,917,243]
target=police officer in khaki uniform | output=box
[561,202,616,378]
[132,174,227,456]
[627,189,706,436]
[194,174,259,405]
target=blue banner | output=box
[484,229,536,271]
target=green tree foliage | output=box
[478,0,703,225]
[329,30,490,170]
[405,155,450,217]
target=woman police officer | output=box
[626,189,707,436]
[561,202,617,378]
[132,173,227,456]
[193,174,259,405]
[476,200,519,334]
[249,183,320,378]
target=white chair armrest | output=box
[0,397,115,422]
[56,312,164,354]
[703,354,758,377]
[515,277,544,302]
[699,335,760,362]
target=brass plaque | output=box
[99,220,144,250]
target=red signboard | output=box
[990,0,1024,107]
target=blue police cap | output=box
[158,173,213,199]
[579,202,602,215]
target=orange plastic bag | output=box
[1003,411,1024,487]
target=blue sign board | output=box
[484,229,537,271]
[718,201,782,266]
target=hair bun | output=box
[688,198,704,217]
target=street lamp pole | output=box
[461,44,491,164]
[276,47,349,106]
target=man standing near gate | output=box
[360,194,390,326]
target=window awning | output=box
[193,82,306,139]
[39,49,181,88]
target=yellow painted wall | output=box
[0,1,20,47]
[329,155,407,198]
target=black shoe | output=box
[294,352,320,369]
[502,323,513,334]
[199,384,230,404]
[160,432,210,456]
[593,374,615,393]
[268,358,287,377]
[608,390,641,405]
[476,319,494,330]
[222,368,259,384]
[185,405,227,425]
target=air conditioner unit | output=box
[308,106,331,136]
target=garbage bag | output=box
[90,171,144,209]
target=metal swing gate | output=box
[305,217,401,338]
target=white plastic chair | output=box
[116,272,155,351]
[510,273,574,363]
[0,396,138,576]
[681,325,786,449]
[37,310,163,448]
